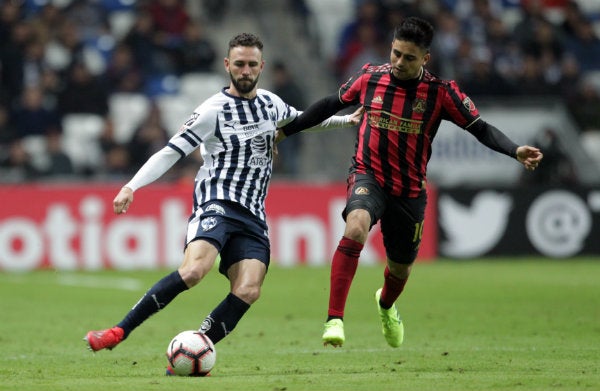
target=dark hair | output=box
[228,33,264,54]
[393,17,434,50]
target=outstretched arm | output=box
[276,106,363,144]
[466,119,543,170]
[281,94,347,136]
[301,105,364,132]
[113,146,182,214]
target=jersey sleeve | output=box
[123,103,216,191]
[124,146,182,191]
[442,80,481,129]
[273,93,300,128]
[338,64,369,105]
[279,94,347,136]
[167,102,216,157]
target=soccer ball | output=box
[166,330,216,376]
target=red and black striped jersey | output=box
[339,63,481,197]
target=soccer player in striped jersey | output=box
[280,17,543,348]
[84,33,361,357]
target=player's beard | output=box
[230,72,260,95]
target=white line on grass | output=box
[56,274,143,291]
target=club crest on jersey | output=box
[248,135,269,167]
[412,98,426,113]
[355,186,369,195]
[201,216,218,231]
[462,97,476,112]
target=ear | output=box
[224,57,230,71]
[423,52,431,65]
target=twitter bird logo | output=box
[439,191,513,258]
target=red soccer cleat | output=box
[84,327,125,352]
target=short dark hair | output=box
[228,33,264,55]
[393,17,434,50]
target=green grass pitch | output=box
[1,258,599,391]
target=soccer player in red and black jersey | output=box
[280,16,543,348]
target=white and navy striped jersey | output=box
[168,88,298,222]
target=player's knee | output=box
[344,222,369,243]
[233,285,261,304]
[387,261,412,279]
[178,262,211,287]
[179,268,202,287]
[344,210,371,242]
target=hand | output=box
[516,145,543,171]
[113,186,134,214]
[348,106,365,126]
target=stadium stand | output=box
[0,0,599,183]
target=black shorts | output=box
[344,173,427,264]
[186,201,270,276]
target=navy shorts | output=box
[344,173,427,264]
[186,201,270,276]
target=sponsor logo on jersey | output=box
[368,110,422,134]
[251,135,267,153]
[248,135,269,167]
[178,113,200,133]
[243,124,259,131]
[368,64,390,73]
[183,113,200,127]
[223,121,236,129]
[249,156,268,167]
[205,204,226,215]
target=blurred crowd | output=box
[330,0,600,185]
[0,0,215,182]
[332,0,600,130]
[0,0,599,183]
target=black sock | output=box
[327,315,343,322]
[118,271,188,338]
[200,293,250,344]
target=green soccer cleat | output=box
[322,318,345,347]
[375,288,404,348]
